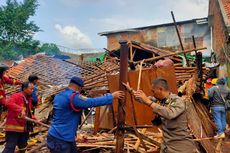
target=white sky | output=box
[0,0,209,50]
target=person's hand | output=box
[19,109,26,118]
[122,82,134,93]
[112,91,125,99]
[133,90,152,105]
[32,115,37,120]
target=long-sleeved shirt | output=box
[48,88,113,142]
[32,84,38,106]
[0,75,22,104]
[5,92,32,132]
[208,85,230,106]
[152,93,197,153]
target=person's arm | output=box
[3,75,22,85]
[133,90,185,120]
[227,88,230,100]
[72,91,124,109]
[208,87,215,99]
[32,87,38,105]
[5,94,23,112]
[151,98,186,120]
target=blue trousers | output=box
[211,106,226,134]
[47,134,78,153]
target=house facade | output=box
[99,18,211,57]
[209,0,230,86]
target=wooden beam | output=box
[116,40,129,153]
[171,11,190,67]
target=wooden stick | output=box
[28,142,46,153]
[129,42,133,63]
[193,137,213,141]
[24,116,50,128]
[134,128,147,150]
[137,59,144,90]
[215,138,223,152]
[79,109,94,129]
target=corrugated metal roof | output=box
[98,18,208,36]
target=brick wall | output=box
[209,0,229,63]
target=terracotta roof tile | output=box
[221,0,230,24]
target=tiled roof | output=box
[5,54,119,98]
[221,0,230,26]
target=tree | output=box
[40,43,61,56]
[0,0,42,60]
[0,0,40,43]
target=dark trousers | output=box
[2,131,29,153]
[47,134,78,153]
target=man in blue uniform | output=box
[28,75,39,114]
[47,76,124,153]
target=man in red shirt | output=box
[0,64,22,120]
[0,64,22,105]
[2,81,34,153]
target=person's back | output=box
[208,78,230,139]
[47,76,124,153]
[209,80,230,106]
[48,88,82,142]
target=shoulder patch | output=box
[78,95,88,101]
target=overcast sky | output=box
[0,0,209,50]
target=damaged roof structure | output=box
[0,3,229,152]
[0,16,217,152]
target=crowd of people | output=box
[1,61,230,153]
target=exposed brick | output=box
[209,0,229,63]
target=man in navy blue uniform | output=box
[28,75,39,115]
[47,76,124,153]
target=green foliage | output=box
[0,42,19,60]
[0,0,47,61]
[40,43,61,56]
[0,0,40,43]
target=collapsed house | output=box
[0,13,228,152]
[0,41,215,153]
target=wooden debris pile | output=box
[77,130,162,152]
[105,40,209,84]
[22,128,162,153]
[179,73,216,153]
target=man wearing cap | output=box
[47,76,124,153]
[208,78,230,139]
[0,64,22,120]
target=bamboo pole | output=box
[137,59,144,90]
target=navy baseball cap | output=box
[70,76,84,87]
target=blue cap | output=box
[70,76,84,87]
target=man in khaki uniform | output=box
[133,77,198,153]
